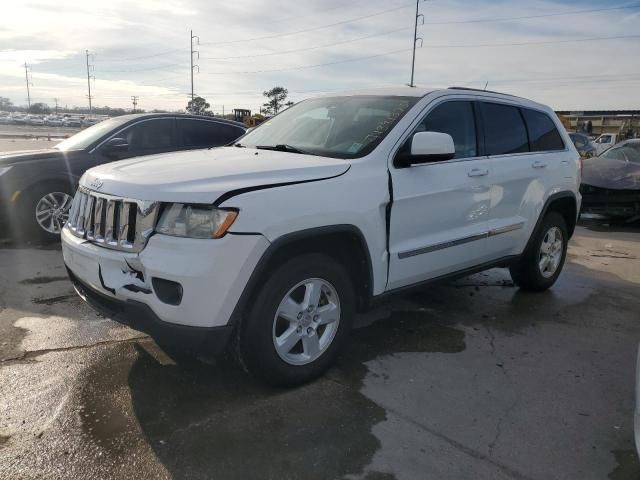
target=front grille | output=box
[66,187,159,253]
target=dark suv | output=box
[0,113,245,241]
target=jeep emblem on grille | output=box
[90,178,103,189]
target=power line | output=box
[199,3,414,46]
[203,33,640,76]
[421,3,640,25]
[201,26,410,60]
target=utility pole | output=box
[408,0,424,87]
[190,30,199,111]
[24,62,32,110]
[85,50,94,115]
[131,95,139,113]
[53,98,59,114]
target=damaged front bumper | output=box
[61,226,270,339]
[580,184,640,218]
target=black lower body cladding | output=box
[66,266,233,355]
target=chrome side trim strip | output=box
[488,222,525,237]
[397,222,525,259]
[398,232,487,259]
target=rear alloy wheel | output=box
[239,253,354,386]
[510,211,568,291]
[34,191,74,235]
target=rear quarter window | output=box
[180,119,244,148]
[522,109,564,152]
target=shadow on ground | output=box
[78,312,465,480]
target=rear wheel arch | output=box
[543,192,578,238]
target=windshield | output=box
[239,95,419,159]
[600,143,640,163]
[56,116,131,151]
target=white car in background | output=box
[593,133,619,155]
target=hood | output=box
[81,147,351,204]
[0,148,65,166]
[582,157,640,190]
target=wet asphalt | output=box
[1,221,639,479]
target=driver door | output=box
[387,99,492,290]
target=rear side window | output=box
[522,109,564,151]
[480,102,528,156]
[415,101,477,159]
[180,119,244,148]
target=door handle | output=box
[532,160,547,169]
[467,168,488,177]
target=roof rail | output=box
[448,86,519,98]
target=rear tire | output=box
[239,253,355,387]
[510,212,568,291]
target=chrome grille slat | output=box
[85,195,95,240]
[65,187,158,253]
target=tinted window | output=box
[522,109,564,151]
[481,102,528,155]
[570,134,587,149]
[180,119,244,148]
[415,101,477,158]
[122,119,176,153]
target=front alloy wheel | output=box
[35,191,73,234]
[272,278,341,366]
[239,253,355,386]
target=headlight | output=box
[155,204,238,239]
[0,166,12,177]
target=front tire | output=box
[16,182,74,243]
[239,253,355,386]
[510,212,568,291]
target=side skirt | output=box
[369,254,520,307]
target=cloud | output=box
[0,0,639,111]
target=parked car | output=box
[0,113,246,241]
[636,345,640,460]
[61,87,581,386]
[580,139,640,219]
[593,133,620,155]
[27,115,45,126]
[63,117,83,128]
[568,132,597,158]
[46,116,64,127]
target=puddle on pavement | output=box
[608,449,640,480]
[78,310,466,479]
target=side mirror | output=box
[405,131,455,165]
[102,137,129,156]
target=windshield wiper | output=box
[256,144,310,155]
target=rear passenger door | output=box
[178,118,245,150]
[481,102,565,259]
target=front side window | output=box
[414,101,477,159]
[596,135,612,144]
[522,109,564,151]
[122,119,176,153]
[180,119,244,148]
[239,95,419,159]
[481,102,529,156]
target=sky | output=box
[0,0,639,113]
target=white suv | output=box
[62,87,581,385]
